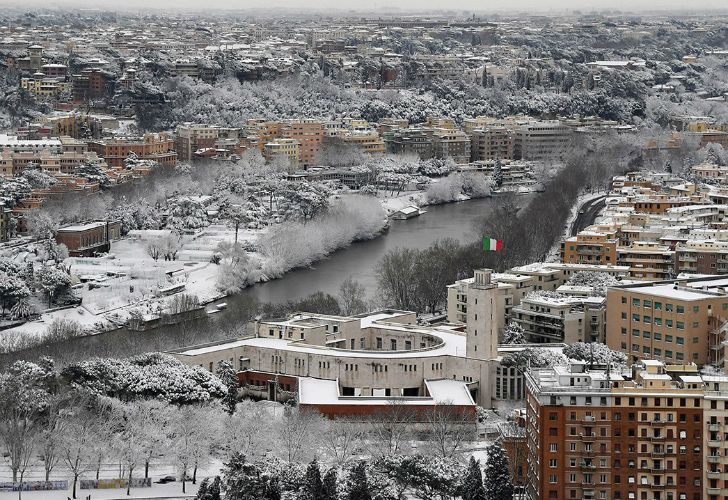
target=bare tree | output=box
[169,404,220,493]
[225,400,271,461]
[422,402,476,459]
[160,232,182,261]
[339,276,367,316]
[60,399,110,499]
[145,241,162,261]
[321,416,365,465]
[274,405,325,463]
[366,400,415,458]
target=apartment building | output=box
[513,121,573,161]
[511,292,606,344]
[469,126,514,161]
[606,276,728,366]
[87,133,177,168]
[335,129,386,155]
[280,120,325,167]
[526,359,707,500]
[562,230,619,266]
[383,128,434,158]
[176,124,243,161]
[448,263,626,342]
[431,128,471,164]
[618,242,675,281]
[675,240,728,275]
[264,138,300,167]
[0,149,105,177]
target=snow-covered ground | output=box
[0,460,222,500]
[2,225,263,342]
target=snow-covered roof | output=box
[297,377,475,406]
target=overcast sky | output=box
[5,0,728,12]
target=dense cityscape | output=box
[1,3,728,500]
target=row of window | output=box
[622,328,689,343]
[622,312,689,330]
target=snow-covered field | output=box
[2,224,263,342]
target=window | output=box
[633,329,640,337]
[692,306,699,313]
[632,314,640,322]
[676,337,685,345]
[632,298,640,306]
[643,316,651,324]
[391,339,397,350]
[644,300,652,308]
[676,322,684,330]
[666,304,673,312]
[549,443,557,452]
[549,459,557,467]
[676,305,684,314]
[654,301,662,310]
[376,338,383,349]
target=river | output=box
[1,195,533,366]
[232,194,530,304]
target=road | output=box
[570,195,607,236]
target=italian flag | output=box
[483,237,503,252]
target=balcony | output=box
[708,440,723,448]
[580,434,596,442]
[580,462,596,470]
[650,467,664,474]
[707,470,721,479]
[708,456,721,464]
[649,420,668,426]
[707,487,723,496]
[651,451,666,457]
[582,416,596,424]
[650,435,666,441]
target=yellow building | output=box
[264,138,300,167]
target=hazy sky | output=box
[7,0,728,12]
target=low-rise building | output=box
[55,220,121,257]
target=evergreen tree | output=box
[322,467,338,500]
[492,159,503,188]
[265,476,281,500]
[208,476,222,500]
[222,453,268,500]
[347,462,372,500]
[216,360,239,415]
[484,444,513,500]
[305,459,324,500]
[502,322,526,344]
[195,478,209,500]
[665,160,672,174]
[461,456,486,500]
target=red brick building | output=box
[55,220,121,256]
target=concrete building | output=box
[606,276,728,366]
[513,121,573,161]
[171,269,503,412]
[176,124,243,162]
[383,128,434,158]
[511,292,606,344]
[526,359,708,500]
